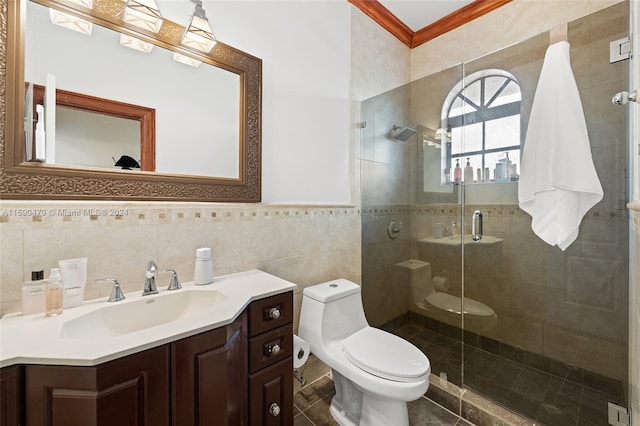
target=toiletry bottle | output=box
[34,104,46,162]
[194,247,214,285]
[46,268,63,317]
[464,158,474,183]
[504,152,511,181]
[59,258,88,308]
[21,270,46,315]
[476,168,482,183]
[453,159,462,184]
[495,162,503,182]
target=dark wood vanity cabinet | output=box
[25,346,171,426]
[0,366,23,426]
[248,292,294,426]
[172,312,247,426]
[1,291,294,426]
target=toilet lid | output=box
[342,327,430,382]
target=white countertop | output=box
[0,269,296,368]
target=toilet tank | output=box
[299,279,369,345]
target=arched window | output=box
[442,69,521,183]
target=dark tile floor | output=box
[384,321,625,426]
[293,375,473,426]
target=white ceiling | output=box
[158,0,477,35]
[379,0,475,32]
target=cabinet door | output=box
[172,312,246,426]
[0,366,22,426]
[249,358,293,426]
[25,346,170,426]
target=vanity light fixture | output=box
[49,9,93,35]
[123,0,163,34]
[182,0,217,53]
[172,53,202,68]
[119,33,153,53]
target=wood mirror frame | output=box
[1,0,262,202]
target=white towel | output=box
[518,41,603,251]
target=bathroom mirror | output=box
[2,0,262,202]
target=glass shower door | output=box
[459,4,630,425]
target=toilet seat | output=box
[342,327,430,383]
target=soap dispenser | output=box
[194,247,214,285]
[464,157,474,184]
[453,159,462,184]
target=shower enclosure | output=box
[359,3,630,425]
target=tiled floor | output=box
[385,321,625,426]
[293,375,474,426]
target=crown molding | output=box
[348,0,512,48]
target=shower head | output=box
[392,125,417,141]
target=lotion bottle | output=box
[46,268,63,317]
[22,270,46,315]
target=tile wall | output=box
[0,200,362,328]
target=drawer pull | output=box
[269,403,281,417]
[268,307,281,320]
[270,344,281,355]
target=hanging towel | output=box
[518,41,603,251]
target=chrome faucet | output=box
[443,221,458,238]
[143,260,159,296]
[95,278,126,302]
[158,269,182,291]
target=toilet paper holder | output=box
[293,334,310,386]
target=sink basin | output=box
[61,290,227,338]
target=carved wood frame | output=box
[1,0,262,202]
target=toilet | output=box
[396,259,497,333]
[298,279,430,426]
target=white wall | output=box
[207,1,352,203]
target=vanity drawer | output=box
[249,292,293,337]
[249,324,293,374]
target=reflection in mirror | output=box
[25,0,240,178]
[32,83,154,170]
[57,106,141,169]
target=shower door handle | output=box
[471,210,483,241]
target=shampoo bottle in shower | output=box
[464,158,474,183]
[453,159,462,184]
